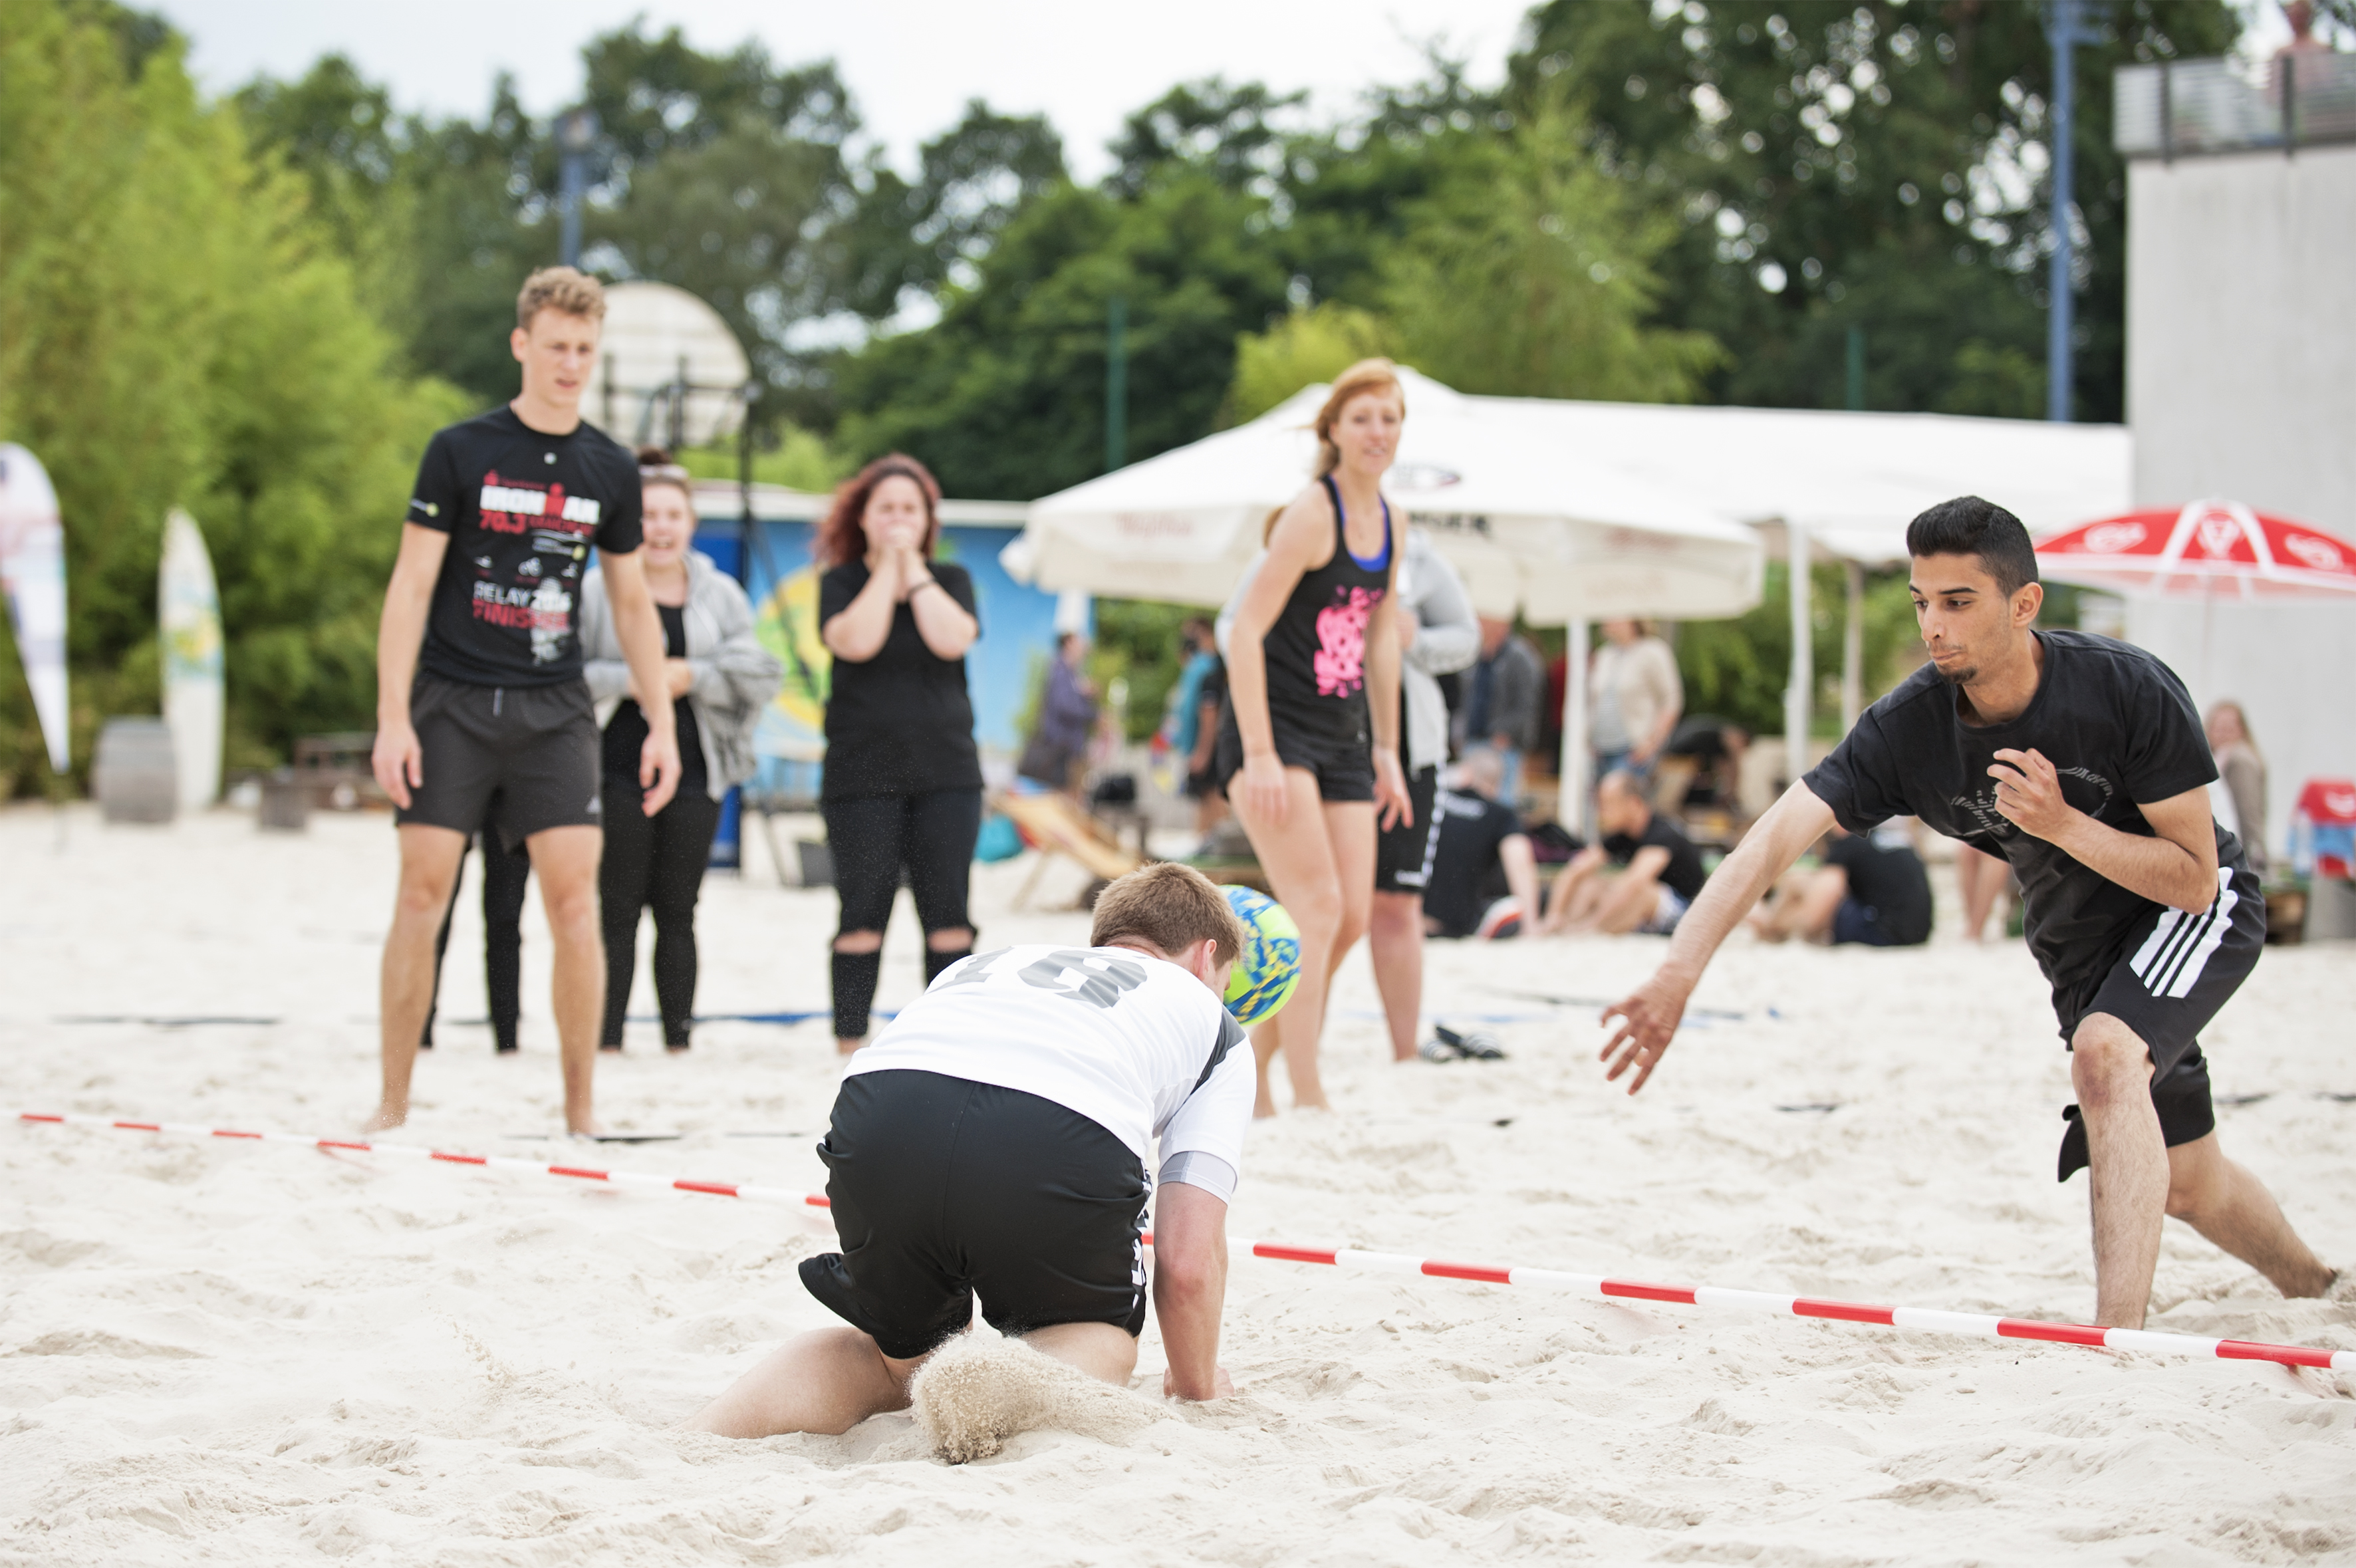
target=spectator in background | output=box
[1459,616,1543,805]
[1660,715,1750,815]
[2204,700,2268,878]
[1952,841,2012,942]
[1164,618,1226,833]
[1368,529,1480,1061]
[1541,769,1707,936]
[581,450,781,1052]
[1588,619,1682,783]
[817,454,983,1055]
[1420,747,1542,942]
[1748,823,1933,948]
[1019,632,1099,795]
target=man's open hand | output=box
[372,720,422,809]
[1599,968,1694,1094]
[1989,747,2075,841]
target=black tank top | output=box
[1259,473,1391,745]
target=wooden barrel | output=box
[94,718,178,824]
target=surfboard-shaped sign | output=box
[0,444,69,774]
[160,508,223,809]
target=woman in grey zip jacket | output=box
[580,454,783,1050]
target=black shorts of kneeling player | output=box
[798,1070,1150,1361]
[2052,862,2262,1182]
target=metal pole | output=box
[2283,48,2299,158]
[1845,325,1865,412]
[1839,558,1865,735]
[2045,0,2083,424]
[1785,524,1813,784]
[1105,295,1128,474]
[738,384,757,570]
[1559,616,1589,837]
[555,108,598,269]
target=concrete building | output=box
[2117,55,2356,858]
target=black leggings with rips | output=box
[599,784,722,1049]
[823,788,981,1040]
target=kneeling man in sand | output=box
[690,862,1249,1440]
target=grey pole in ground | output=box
[556,108,599,269]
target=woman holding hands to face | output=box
[816,456,983,1054]
[1212,360,1414,1114]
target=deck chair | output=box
[992,789,1145,909]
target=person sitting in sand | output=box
[688,862,1249,1439]
[1747,822,1933,948]
[1601,496,2344,1329]
[1419,747,1541,941]
[1539,770,1708,936]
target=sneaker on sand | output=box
[1433,1023,1507,1061]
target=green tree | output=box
[1508,0,2240,421]
[1378,101,1720,402]
[836,101,1069,318]
[0,0,460,795]
[834,174,1293,499]
[1222,302,1393,426]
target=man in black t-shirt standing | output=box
[1601,497,2338,1329]
[368,267,681,1136]
[1748,823,1933,948]
[1420,748,1541,940]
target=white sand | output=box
[2,802,2351,1565]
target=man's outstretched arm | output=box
[1599,781,1837,1092]
[1152,1180,1233,1400]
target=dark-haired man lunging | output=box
[1599,496,2339,1328]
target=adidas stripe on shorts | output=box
[2051,861,2262,1181]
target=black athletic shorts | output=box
[799,1070,1150,1361]
[2051,863,2260,1182]
[396,674,602,851]
[1211,708,1374,804]
[1375,765,1441,895]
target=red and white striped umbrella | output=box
[2033,499,2356,600]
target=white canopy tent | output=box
[1013,372,2132,821]
[1483,400,2133,755]
[1011,370,1768,827]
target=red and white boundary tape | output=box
[14,1111,2350,1375]
[11,1112,833,1211]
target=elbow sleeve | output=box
[1157,1150,1237,1204]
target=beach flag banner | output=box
[13,1110,2351,1377]
[159,509,225,809]
[0,444,70,772]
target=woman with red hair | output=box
[817,454,982,1053]
[1213,358,1413,1114]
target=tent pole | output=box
[1784,523,1813,785]
[1839,557,1865,734]
[1560,614,1589,837]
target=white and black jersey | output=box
[846,944,1253,1194]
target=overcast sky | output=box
[150,0,1538,181]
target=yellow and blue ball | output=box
[1220,885,1301,1027]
